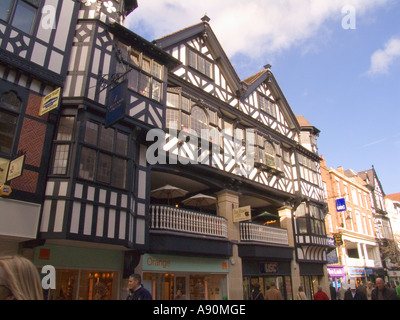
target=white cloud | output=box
[367,37,400,75]
[126,0,390,61]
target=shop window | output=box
[44,269,118,300]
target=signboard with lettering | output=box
[39,88,61,116]
[232,206,251,223]
[333,233,343,246]
[0,158,10,183]
[336,198,347,212]
[106,81,126,128]
[7,155,25,181]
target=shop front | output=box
[327,265,346,294]
[141,254,229,300]
[242,260,293,300]
[299,263,327,300]
[33,244,124,300]
[347,267,366,286]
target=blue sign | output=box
[336,198,347,212]
[106,81,126,128]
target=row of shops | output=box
[30,242,331,300]
[328,265,399,291]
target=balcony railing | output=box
[240,222,289,246]
[150,205,228,238]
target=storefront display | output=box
[141,254,229,300]
[242,261,292,300]
[34,244,124,300]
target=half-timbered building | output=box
[143,17,329,300]
[0,0,79,258]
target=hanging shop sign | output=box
[0,184,12,196]
[336,198,347,212]
[7,155,25,181]
[333,233,343,246]
[233,206,251,223]
[0,158,10,184]
[106,81,127,128]
[39,87,61,116]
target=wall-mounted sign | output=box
[0,158,10,183]
[336,198,347,212]
[39,88,61,116]
[0,184,12,196]
[333,233,343,246]
[233,206,251,223]
[106,81,127,128]
[7,155,25,181]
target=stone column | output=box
[216,190,243,300]
[278,206,301,299]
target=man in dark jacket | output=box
[344,280,367,300]
[250,283,264,300]
[126,274,152,300]
[371,278,398,300]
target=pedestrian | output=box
[366,281,374,300]
[329,283,337,300]
[371,278,398,300]
[337,282,347,300]
[250,283,264,300]
[313,286,330,300]
[297,286,308,300]
[395,280,400,299]
[126,274,152,300]
[0,255,44,300]
[344,280,367,300]
[264,281,283,300]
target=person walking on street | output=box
[0,255,44,300]
[395,280,400,300]
[371,278,398,300]
[250,283,264,300]
[126,274,152,300]
[264,281,283,300]
[297,286,308,300]
[313,286,330,300]
[366,281,374,300]
[329,283,337,300]
[344,280,367,300]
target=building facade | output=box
[384,193,400,283]
[359,168,398,283]
[320,159,383,292]
[1,2,330,300]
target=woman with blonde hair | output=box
[0,255,43,300]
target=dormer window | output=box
[188,49,213,79]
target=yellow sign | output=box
[39,87,61,116]
[0,185,12,196]
[233,206,252,223]
[7,155,25,181]
[0,158,10,183]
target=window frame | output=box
[78,120,130,190]
[1,0,42,35]
[0,90,23,157]
[187,48,214,79]
[117,42,164,103]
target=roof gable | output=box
[154,20,243,99]
[240,67,300,136]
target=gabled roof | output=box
[153,19,243,95]
[358,167,386,196]
[243,66,301,132]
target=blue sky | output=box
[126,0,400,195]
